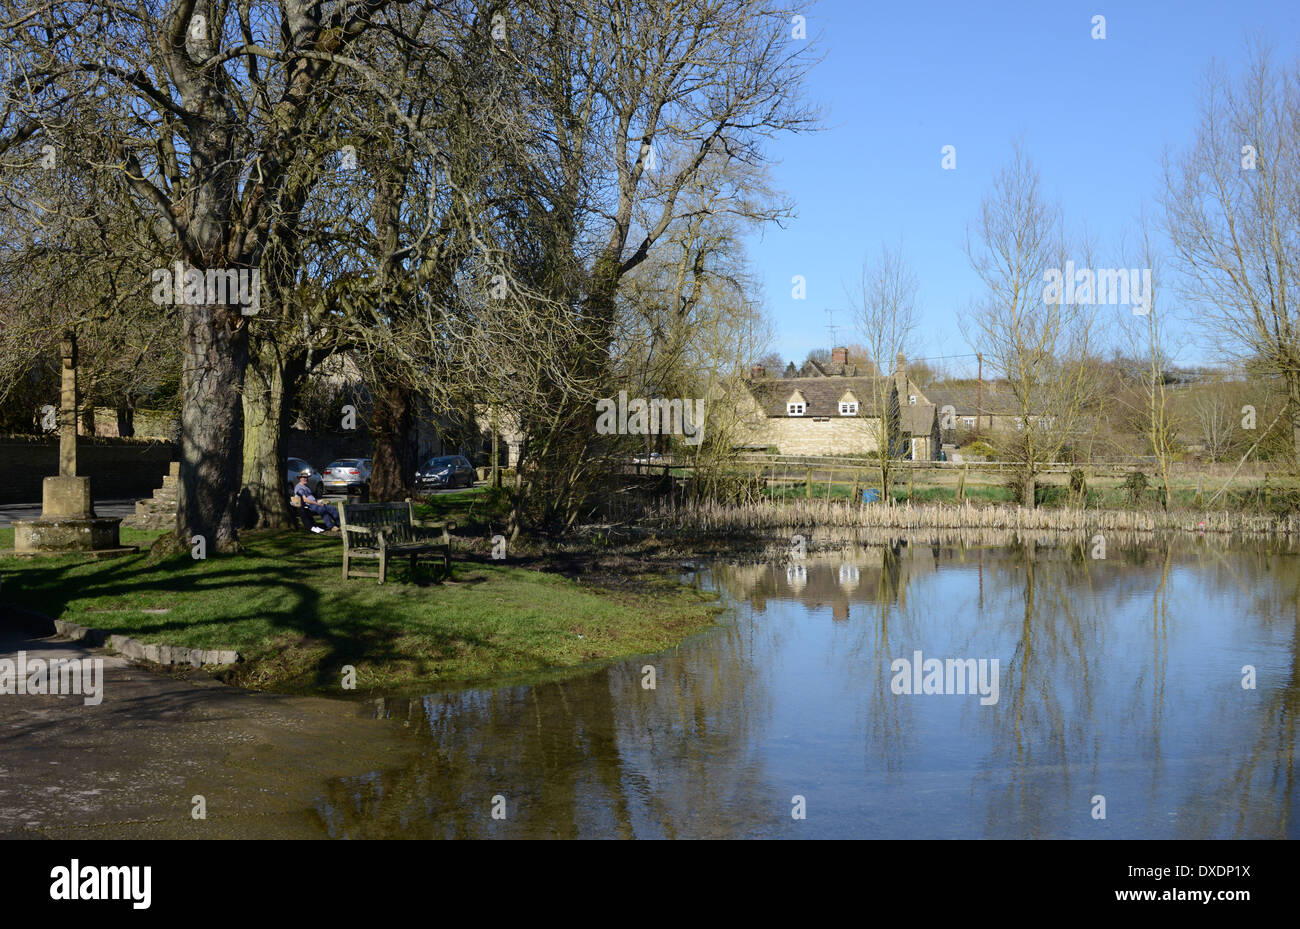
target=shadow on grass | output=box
[0,529,500,692]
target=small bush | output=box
[1034,483,1068,507]
[1123,471,1150,506]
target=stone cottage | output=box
[730,348,940,459]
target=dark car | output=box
[414,455,476,490]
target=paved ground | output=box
[0,614,418,838]
[0,500,137,529]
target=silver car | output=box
[287,458,323,496]
[322,458,372,495]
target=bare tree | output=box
[0,0,426,549]
[849,243,919,501]
[1194,390,1237,462]
[961,145,1102,506]
[1118,218,1181,508]
[1163,43,1300,466]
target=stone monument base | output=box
[12,516,129,554]
[8,475,136,557]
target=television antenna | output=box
[824,307,840,347]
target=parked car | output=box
[322,458,372,496]
[414,455,476,491]
[287,458,323,496]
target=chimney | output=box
[831,346,848,366]
[750,365,766,379]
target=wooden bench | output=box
[289,495,318,530]
[339,500,454,584]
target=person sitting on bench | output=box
[294,472,340,531]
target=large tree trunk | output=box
[239,337,305,528]
[371,381,414,501]
[1287,372,1300,470]
[1021,470,1037,507]
[175,304,249,552]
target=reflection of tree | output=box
[977,542,1103,838]
[1178,544,1300,838]
[312,619,774,838]
[861,543,912,773]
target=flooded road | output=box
[5,536,1299,838]
[320,537,1300,838]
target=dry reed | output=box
[648,499,1300,537]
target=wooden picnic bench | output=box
[339,500,454,584]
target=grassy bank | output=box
[0,527,723,693]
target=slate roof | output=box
[901,402,937,435]
[798,358,870,377]
[922,380,1017,416]
[746,375,887,418]
[743,375,936,436]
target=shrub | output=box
[1123,470,1150,506]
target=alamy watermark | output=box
[595,391,705,445]
[50,859,150,909]
[0,651,103,705]
[890,650,999,705]
[1043,261,1151,315]
[151,262,261,315]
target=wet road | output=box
[0,616,417,838]
[0,500,137,529]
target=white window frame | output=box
[908,395,917,405]
[839,401,858,415]
[962,417,975,428]
[787,402,806,416]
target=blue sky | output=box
[746,0,1300,377]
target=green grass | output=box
[412,485,511,530]
[0,528,722,693]
[763,481,1015,504]
[757,475,1298,512]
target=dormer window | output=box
[787,402,806,416]
[839,401,858,415]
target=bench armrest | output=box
[343,525,378,536]
[412,518,455,532]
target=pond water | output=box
[317,538,1300,838]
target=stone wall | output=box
[741,415,882,457]
[0,437,176,504]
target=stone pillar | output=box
[60,330,78,477]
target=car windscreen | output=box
[424,457,456,468]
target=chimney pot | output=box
[750,365,766,379]
[831,347,848,365]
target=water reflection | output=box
[315,537,1300,838]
